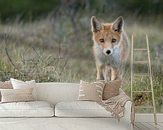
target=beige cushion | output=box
[1,88,34,103]
[55,101,112,117]
[103,80,122,100]
[78,80,105,101]
[0,81,13,89]
[0,101,54,117]
[0,81,13,101]
[10,78,37,100]
[10,78,35,89]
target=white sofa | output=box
[0,82,133,130]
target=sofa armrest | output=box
[123,101,132,122]
[119,101,134,129]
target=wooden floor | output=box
[134,114,163,130]
[134,122,163,130]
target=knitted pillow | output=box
[102,80,122,100]
[78,80,105,101]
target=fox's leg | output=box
[104,66,111,81]
[96,64,104,80]
[111,67,120,80]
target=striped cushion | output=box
[1,88,34,103]
[78,80,105,101]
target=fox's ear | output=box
[112,16,124,32]
[91,16,101,32]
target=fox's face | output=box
[91,16,124,56]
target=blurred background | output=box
[0,0,162,112]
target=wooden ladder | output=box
[130,34,157,124]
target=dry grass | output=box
[0,14,162,112]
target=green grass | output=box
[0,14,162,112]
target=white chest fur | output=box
[94,44,122,68]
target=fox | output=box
[91,16,129,81]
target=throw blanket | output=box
[95,81,135,125]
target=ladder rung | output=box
[134,61,148,64]
[134,48,147,51]
[135,106,153,109]
[132,91,152,93]
[134,73,149,76]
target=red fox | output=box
[91,16,129,81]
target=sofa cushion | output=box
[0,81,13,89]
[0,81,13,101]
[103,80,122,100]
[78,80,105,101]
[0,101,54,117]
[55,101,112,117]
[1,88,34,103]
[10,78,37,100]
